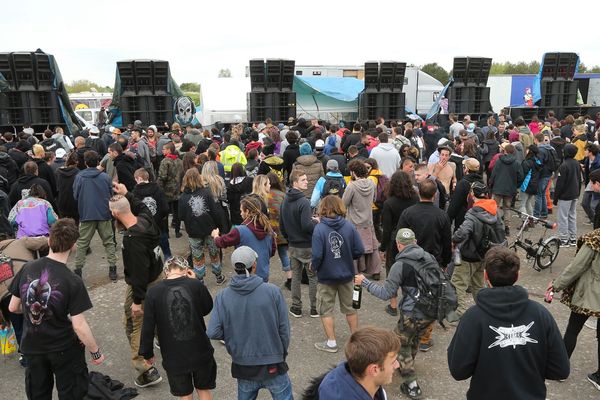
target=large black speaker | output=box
[363,61,407,92]
[249,59,266,91]
[117,60,169,96]
[120,95,173,127]
[447,86,491,115]
[540,80,579,107]
[247,92,296,123]
[358,92,405,121]
[541,52,578,81]
[0,51,71,132]
[452,57,492,87]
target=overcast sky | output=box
[5,0,599,87]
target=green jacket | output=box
[553,243,600,316]
[158,156,184,201]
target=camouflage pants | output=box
[394,313,435,384]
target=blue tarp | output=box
[426,78,453,121]
[293,76,364,102]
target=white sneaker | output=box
[585,320,597,330]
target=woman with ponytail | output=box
[211,195,276,282]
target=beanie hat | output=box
[299,142,312,156]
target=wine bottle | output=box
[352,284,362,309]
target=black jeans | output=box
[25,343,89,400]
[169,200,181,232]
[563,311,600,373]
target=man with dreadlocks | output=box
[212,195,276,282]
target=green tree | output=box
[420,63,449,85]
[218,68,232,78]
[180,82,200,92]
[65,80,112,93]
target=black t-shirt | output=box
[8,257,92,354]
[139,277,215,374]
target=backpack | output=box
[405,254,458,325]
[85,137,104,155]
[543,146,560,173]
[321,176,345,198]
[477,221,507,260]
[374,174,389,208]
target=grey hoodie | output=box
[342,178,375,228]
[362,244,434,318]
[370,142,401,179]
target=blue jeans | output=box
[534,175,551,218]
[278,245,291,272]
[237,373,293,400]
[159,230,172,259]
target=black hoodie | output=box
[132,182,170,229]
[447,172,484,230]
[553,144,582,202]
[122,193,162,305]
[279,188,316,248]
[55,166,80,219]
[8,173,56,209]
[178,187,220,238]
[448,285,570,399]
[34,158,57,197]
[226,176,254,225]
[113,153,138,191]
[8,148,29,170]
[0,152,20,187]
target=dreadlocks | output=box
[241,195,274,236]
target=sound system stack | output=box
[117,60,174,127]
[247,59,296,123]
[446,57,492,117]
[0,51,76,134]
[508,52,596,121]
[358,61,406,121]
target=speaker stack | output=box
[358,61,406,121]
[509,52,597,121]
[0,51,71,134]
[446,57,492,117]
[117,60,174,127]
[247,59,296,123]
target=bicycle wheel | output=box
[536,237,560,270]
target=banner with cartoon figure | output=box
[174,96,200,126]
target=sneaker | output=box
[19,354,28,368]
[289,306,302,318]
[310,308,319,318]
[588,372,600,390]
[560,240,570,248]
[134,366,162,388]
[385,305,398,316]
[284,279,291,291]
[215,274,227,285]
[175,231,183,238]
[400,381,422,399]
[419,340,433,352]
[153,338,160,349]
[505,226,510,236]
[584,220,593,226]
[570,239,577,246]
[314,341,338,353]
[73,268,82,278]
[109,265,117,282]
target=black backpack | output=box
[477,221,507,260]
[321,176,345,198]
[405,254,458,326]
[543,146,560,173]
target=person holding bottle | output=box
[355,228,438,399]
[311,195,364,354]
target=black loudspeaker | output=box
[0,51,68,131]
[540,79,579,107]
[266,59,282,92]
[364,62,379,92]
[120,95,172,127]
[452,57,492,87]
[249,59,266,92]
[247,92,296,123]
[358,92,405,120]
[117,60,169,96]
[281,60,295,92]
[541,53,578,81]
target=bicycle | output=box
[509,209,561,271]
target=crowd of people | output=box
[1,110,600,399]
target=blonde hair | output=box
[201,161,225,199]
[181,168,204,192]
[252,174,270,204]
